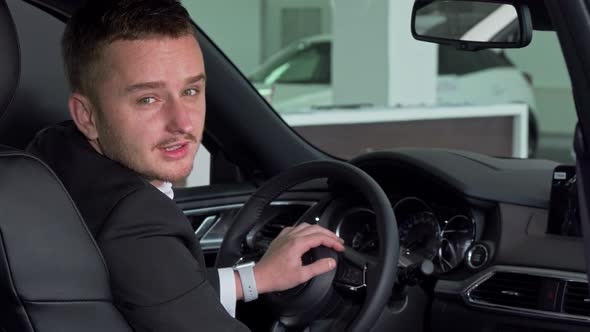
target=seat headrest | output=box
[0,0,20,119]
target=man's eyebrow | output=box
[124,74,206,94]
[124,81,166,94]
[186,74,207,84]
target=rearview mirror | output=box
[411,0,533,51]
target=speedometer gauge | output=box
[393,197,442,267]
[398,211,441,267]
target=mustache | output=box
[154,134,198,149]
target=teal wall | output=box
[506,32,576,135]
[183,0,262,74]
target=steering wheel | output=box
[216,160,399,332]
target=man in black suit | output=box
[27,0,344,331]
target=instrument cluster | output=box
[336,196,476,273]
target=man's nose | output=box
[165,98,194,134]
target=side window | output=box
[250,42,331,85]
[315,43,331,84]
[271,43,330,84]
[438,46,511,75]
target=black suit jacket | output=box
[27,121,249,331]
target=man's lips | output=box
[157,141,191,160]
[160,142,189,151]
[154,134,198,151]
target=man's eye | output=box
[138,97,156,105]
[183,88,199,96]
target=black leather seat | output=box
[0,1,133,331]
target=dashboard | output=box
[347,149,589,331]
[181,148,589,332]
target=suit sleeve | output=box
[97,188,249,332]
[207,267,220,292]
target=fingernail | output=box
[328,259,335,268]
[338,238,345,243]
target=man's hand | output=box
[252,223,345,294]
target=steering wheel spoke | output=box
[294,193,333,226]
[334,246,378,292]
[342,245,378,269]
[334,262,367,292]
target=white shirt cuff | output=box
[218,267,237,317]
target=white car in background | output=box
[249,35,539,155]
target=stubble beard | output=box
[95,114,197,183]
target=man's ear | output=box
[69,93,99,140]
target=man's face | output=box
[90,35,205,184]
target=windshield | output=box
[185,1,575,163]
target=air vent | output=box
[255,215,295,248]
[259,209,306,238]
[563,281,590,317]
[463,267,590,323]
[469,272,543,310]
[259,220,287,239]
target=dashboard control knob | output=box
[466,243,489,269]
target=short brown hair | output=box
[62,0,196,100]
